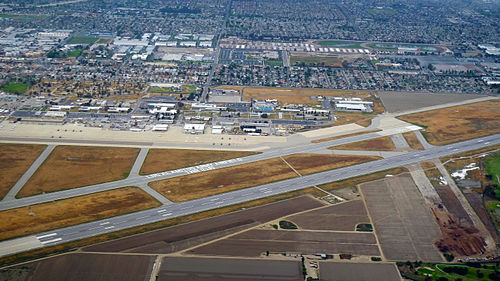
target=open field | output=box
[330,136,396,151]
[398,100,500,145]
[139,149,257,175]
[0,253,154,281]
[320,262,401,281]
[0,82,30,94]
[403,131,425,150]
[0,187,160,241]
[187,229,379,257]
[149,157,298,202]
[83,196,324,253]
[67,36,98,44]
[378,92,484,113]
[290,55,343,67]
[486,155,500,185]
[316,40,364,48]
[19,146,139,197]
[158,257,303,281]
[399,263,500,281]
[333,112,376,126]
[361,174,444,261]
[311,129,381,143]
[288,199,370,231]
[0,144,46,199]
[283,154,380,175]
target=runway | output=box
[1,133,499,257]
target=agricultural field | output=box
[83,196,324,253]
[0,253,155,281]
[149,157,298,202]
[282,153,380,175]
[397,100,500,145]
[0,187,160,241]
[139,149,257,175]
[0,82,30,94]
[0,144,46,199]
[19,146,139,197]
[399,262,500,281]
[403,131,425,150]
[330,136,396,151]
[321,262,401,281]
[316,40,363,48]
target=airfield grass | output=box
[0,144,46,199]
[330,136,396,151]
[316,40,363,48]
[150,157,298,202]
[402,131,425,150]
[139,149,259,175]
[150,153,378,202]
[485,155,500,185]
[334,111,376,126]
[398,100,500,146]
[312,129,382,143]
[0,187,160,241]
[19,146,139,198]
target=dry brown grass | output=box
[140,149,258,175]
[283,153,381,175]
[334,112,376,126]
[403,131,424,150]
[149,158,298,202]
[330,136,396,151]
[0,187,160,241]
[398,100,500,145]
[19,146,139,198]
[311,130,382,143]
[319,167,409,191]
[0,144,46,199]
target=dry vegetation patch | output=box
[19,146,139,197]
[0,187,160,241]
[283,154,381,175]
[140,149,258,175]
[398,100,500,145]
[402,131,424,150]
[149,158,298,202]
[0,144,46,199]
[330,136,396,151]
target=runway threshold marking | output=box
[36,233,57,239]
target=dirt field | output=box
[319,262,401,281]
[158,257,303,281]
[139,149,257,175]
[330,136,396,151]
[1,253,154,281]
[402,131,425,150]
[287,200,370,231]
[0,187,160,241]
[0,144,46,199]
[19,146,139,197]
[397,100,500,145]
[378,91,485,113]
[433,184,473,227]
[187,229,380,257]
[311,130,381,143]
[149,157,298,202]
[361,174,444,261]
[283,154,381,175]
[83,196,324,253]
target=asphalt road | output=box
[0,125,416,211]
[2,133,499,257]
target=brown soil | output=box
[283,154,381,175]
[149,157,298,202]
[402,131,424,150]
[19,146,139,197]
[311,130,381,143]
[398,100,500,145]
[432,208,487,256]
[139,149,258,175]
[0,144,46,199]
[0,187,160,241]
[330,136,396,151]
[83,195,324,253]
